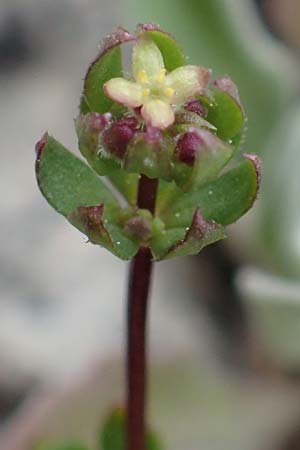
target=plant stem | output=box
[126,175,158,450]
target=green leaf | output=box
[165,215,225,258]
[206,88,244,141]
[138,24,186,71]
[68,204,139,260]
[99,407,163,450]
[107,170,139,206]
[150,227,184,259]
[161,154,261,229]
[151,155,260,259]
[36,134,139,260]
[80,28,134,115]
[151,209,225,260]
[36,134,118,216]
[34,441,87,450]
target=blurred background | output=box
[1,0,300,449]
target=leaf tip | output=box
[164,207,225,259]
[212,75,242,106]
[101,27,136,55]
[85,27,135,80]
[244,152,262,188]
[137,23,161,33]
[35,132,49,176]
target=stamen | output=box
[157,69,166,83]
[164,87,175,98]
[138,70,148,84]
[142,88,150,97]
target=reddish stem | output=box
[126,175,158,450]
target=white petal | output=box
[132,36,165,83]
[141,99,175,129]
[103,78,143,108]
[166,65,211,104]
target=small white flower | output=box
[104,36,211,129]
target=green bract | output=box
[35,24,261,261]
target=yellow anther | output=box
[164,87,175,98]
[138,70,148,84]
[142,88,150,97]
[156,68,166,83]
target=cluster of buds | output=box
[36,24,260,260]
[76,25,246,193]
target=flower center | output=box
[137,69,175,103]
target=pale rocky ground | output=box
[1,2,300,449]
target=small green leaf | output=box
[34,441,87,450]
[137,24,186,71]
[150,227,184,260]
[161,154,261,229]
[35,134,139,260]
[151,208,226,260]
[80,28,135,115]
[206,88,244,141]
[99,407,163,450]
[68,204,139,260]
[107,170,139,206]
[36,134,118,216]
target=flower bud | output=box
[124,215,152,241]
[76,112,112,136]
[184,99,207,118]
[102,117,139,159]
[175,129,205,166]
[75,112,112,170]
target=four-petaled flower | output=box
[104,36,211,129]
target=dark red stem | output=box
[126,175,158,450]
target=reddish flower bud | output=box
[176,129,205,166]
[76,112,112,138]
[102,117,139,159]
[124,216,152,241]
[86,112,112,133]
[184,99,207,118]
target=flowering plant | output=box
[35,24,260,450]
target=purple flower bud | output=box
[184,99,207,118]
[124,216,152,241]
[102,117,139,159]
[76,112,112,137]
[176,129,205,166]
[86,112,112,133]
